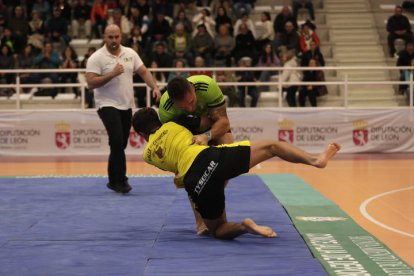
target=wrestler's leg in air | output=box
[249,141,340,169]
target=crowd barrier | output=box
[0,66,413,109]
[0,66,413,155]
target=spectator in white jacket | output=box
[256,11,274,51]
[280,50,302,107]
[192,8,216,38]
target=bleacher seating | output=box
[0,0,410,109]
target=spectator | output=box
[256,43,280,92]
[32,0,51,21]
[276,21,300,58]
[299,58,327,107]
[256,11,274,52]
[167,22,194,67]
[33,41,61,73]
[131,0,150,18]
[149,41,173,80]
[118,0,131,16]
[216,70,238,107]
[147,10,171,47]
[71,0,92,39]
[128,7,149,42]
[298,21,320,54]
[7,5,29,54]
[192,8,216,38]
[301,40,325,66]
[45,7,71,49]
[214,5,233,34]
[167,58,189,81]
[236,57,259,107]
[28,9,44,51]
[107,8,130,44]
[211,0,234,19]
[280,50,301,107]
[15,44,36,89]
[397,40,414,94]
[151,0,173,18]
[273,6,297,37]
[79,47,96,69]
[192,23,214,66]
[1,27,17,54]
[292,0,315,23]
[27,42,61,98]
[59,45,79,97]
[233,12,256,38]
[52,0,72,22]
[126,25,145,50]
[172,8,193,35]
[233,0,255,18]
[190,56,212,77]
[213,24,235,66]
[233,22,256,63]
[91,0,109,38]
[79,46,96,108]
[133,43,149,69]
[173,1,197,20]
[386,5,412,57]
[0,45,14,96]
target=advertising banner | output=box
[0,109,413,156]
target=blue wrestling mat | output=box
[0,175,326,275]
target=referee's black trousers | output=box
[98,107,132,185]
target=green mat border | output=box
[261,173,414,276]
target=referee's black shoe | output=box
[107,181,132,194]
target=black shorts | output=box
[184,144,251,220]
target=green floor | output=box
[261,174,414,275]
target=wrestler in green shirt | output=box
[158,75,230,141]
[157,75,234,235]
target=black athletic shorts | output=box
[184,144,251,220]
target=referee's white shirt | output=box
[86,45,144,110]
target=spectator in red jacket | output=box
[298,21,320,54]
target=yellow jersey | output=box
[143,122,208,188]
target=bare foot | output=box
[242,218,277,238]
[197,227,210,236]
[315,142,341,168]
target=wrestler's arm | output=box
[208,104,231,141]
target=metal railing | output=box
[0,66,413,110]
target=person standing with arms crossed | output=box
[86,24,161,194]
[158,75,233,235]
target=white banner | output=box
[0,109,413,156]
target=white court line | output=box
[360,186,414,238]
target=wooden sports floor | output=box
[1,153,413,268]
